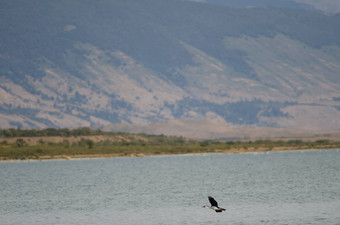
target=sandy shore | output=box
[1,146,338,162]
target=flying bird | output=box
[203,196,226,213]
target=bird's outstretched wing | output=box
[208,196,218,207]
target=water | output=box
[1,150,339,225]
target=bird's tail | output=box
[215,208,226,213]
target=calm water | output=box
[0,150,339,225]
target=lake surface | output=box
[1,150,339,225]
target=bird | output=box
[203,196,226,213]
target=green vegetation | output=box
[0,128,339,160]
[0,127,103,137]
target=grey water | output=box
[0,150,339,225]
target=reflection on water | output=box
[1,150,339,224]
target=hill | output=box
[103,119,340,139]
[188,0,340,14]
[0,0,339,137]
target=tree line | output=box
[0,127,104,137]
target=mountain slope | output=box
[0,0,339,132]
[190,0,340,14]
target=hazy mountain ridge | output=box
[188,0,340,14]
[187,0,316,11]
[0,0,339,134]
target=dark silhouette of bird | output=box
[203,196,226,213]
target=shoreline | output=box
[1,147,339,162]
[2,133,340,162]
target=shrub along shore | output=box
[0,128,339,160]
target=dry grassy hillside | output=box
[104,119,340,139]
